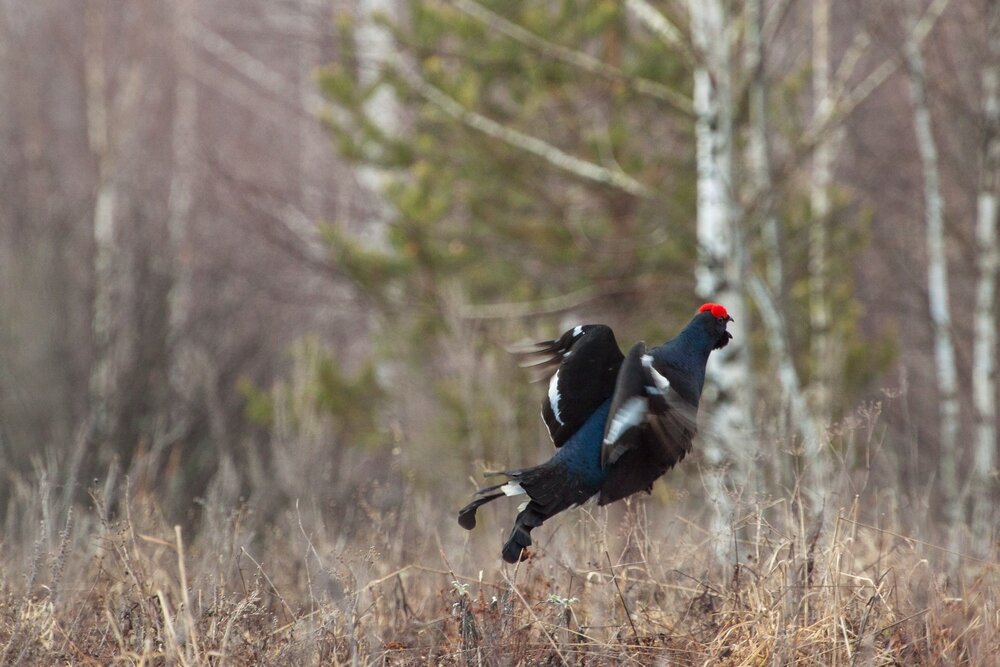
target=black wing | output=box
[512,324,624,447]
[598,341,697,505]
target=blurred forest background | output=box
[0,0,999,663]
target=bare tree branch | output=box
[735,0,952,219]
[626,0,693,65]
[395,62,654,198]
[816,0,951,147]
[747,274,822,454]
[457,279,632,320]
[450,0,693,115]
[190,19,328,117]
[761,0,796,47]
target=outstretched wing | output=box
[512,324,624,447]
[598,341,698,504]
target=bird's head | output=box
[696,302,734,350]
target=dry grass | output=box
[1,463,997,667]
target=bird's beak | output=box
[726,315,734,323]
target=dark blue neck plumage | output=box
[652,322,716,405]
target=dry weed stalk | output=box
[0,424,997,665]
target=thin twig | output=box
[605,550,639,644]
[174,526,200,663]
[501,569,569,666]
[458,279,632,320]
[839,517,1000,565]
[240,547,297,624]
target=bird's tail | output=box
[458,461,571,563]
[457,483,506,530]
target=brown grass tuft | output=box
[1,466,997,665]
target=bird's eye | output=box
[717,316,725,324]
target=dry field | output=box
[1,458,997,667]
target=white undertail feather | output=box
[569,493,600,510]
[604,396,647,445]
[548,370,564,424]
[501,482,526,497]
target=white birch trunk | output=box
[971,20,1000,552]
[744,0,822,500]
[809,0,835,426]
[298,0,324,219]
[167,0,197,402]
[355,0,401,397]
[690,0,749,565]
[745,0,782,295]
[904,7,961,534]
[85,0,144,454]
[355,0,398,247]
[85,0,116,438]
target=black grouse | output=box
[458,303,734,563]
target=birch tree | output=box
[688,0,751,562]
[904,1,960,531]
[745,0,782,296]
[298,0,325,220]
[742,0,824,499]
[971,7,999,550]
[85,0,119,449]
[85,0,166,487]
[168,0,197,410]
[809,0,835,426]
[354,0,399,247]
